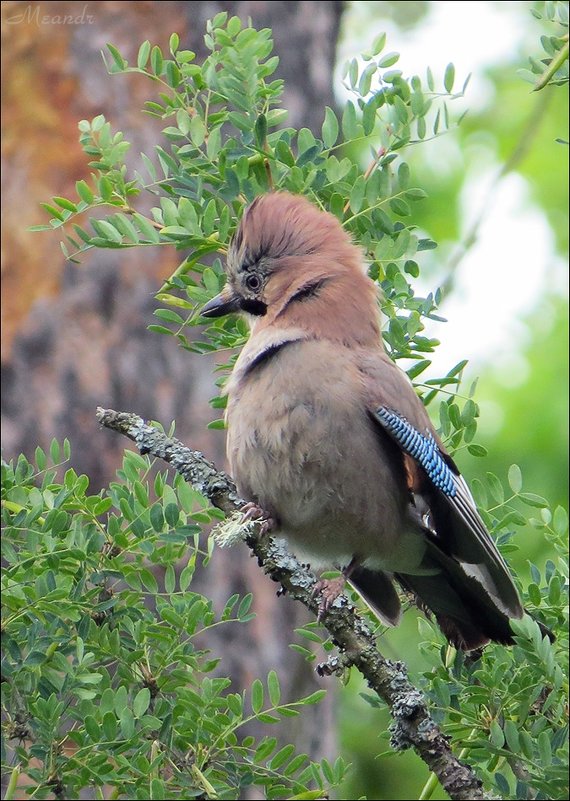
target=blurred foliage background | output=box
[337,2,568,798]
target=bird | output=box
[201,190,525,650]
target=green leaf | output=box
[494,773,510,796]
[322,107,339,148]
[341,101,358,139]
[254,114,268,148]
[504,719,520,753]
[295,626,323,643]
[150,45,163,76]
[50,439,61,463]
[460,398,477,425]
[371,32,386,56]
[190,115,206,147]
[275,140,295,167]
[164,503,180,527]
[389,198,410,216]
[237,593,253,619]
[538,730,552,766]
[359,63,377,96]
[527,583,541,606]
[404,260,420,277]
[519,492,549,508]
[176,109,191,136]
[267,670,281,706]
[444,62,456,92]
[53,196,77,212]
[133,213,160,243]
[165,564,176,594]
[378,52,400,68]
[148,325,174,336]
[206,126,222,160]
[169,33,179,54]
[405,188,427,201]
[141,152,157,181]
[140,568,158,593]
[486,472,504,505]
[100,687,115,715]
[106,43,126,71]
[137,40,151,70]
[269,744,295,770]
[75,181,94,204]
[133,687,151,718]
[150,779,166,799]
[349,176,366,213]
[35,446,47,471]
[84,715,100,741]
[553,505,568,534]
[102,711,117,740]
[207,419,226,430]
[95,219,123,243]
[407,359,431,379]
[257,713,280,724]
[508,464,523,494]
[255,737,277,762]
[180,559,195,592]
[417,115,426,139]
[154,309,184,327]
[120,707,135,739]
[112,214,138,242]
[489,719,505,748]
[348,58,359,89]
[251,679,264,714]
[302,690,326,705]
[519,730,534,759]
[227,16,241,36]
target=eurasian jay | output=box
[201,191,525,650]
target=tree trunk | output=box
[1,0,344,766]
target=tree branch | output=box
[440,85,553,299]
[533,39,569,92]
[96,407,493,801]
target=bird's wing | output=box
[359,350,523,620]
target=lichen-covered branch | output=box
[96,407,493,801]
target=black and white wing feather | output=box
[374,406,523,620]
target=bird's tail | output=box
[394,571,508,650]
[394,543,554,650]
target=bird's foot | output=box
[313,576,347,621]
[240,502,275,536]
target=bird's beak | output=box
[201,289,240,318]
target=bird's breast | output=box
[225,339,418,569]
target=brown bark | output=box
[1,0,344,767]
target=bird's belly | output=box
[226,345,426,572]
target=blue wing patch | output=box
[375,407,456,497]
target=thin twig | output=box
[533,39,569,92]
[343,147,386,214]
[440,85,553,299]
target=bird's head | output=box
[201,192,381,345]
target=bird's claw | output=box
[313,576,347,621]
[241,502,275,536]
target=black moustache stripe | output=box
[240,299,267,316]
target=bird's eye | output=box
[245,274,261,292]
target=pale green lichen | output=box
[211,511,255,547]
